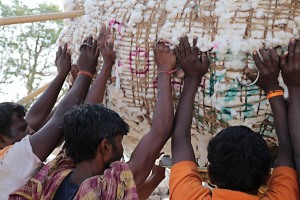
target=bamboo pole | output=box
[17,82,51,105]
[0,10,85,26]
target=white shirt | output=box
[0,136,42,199]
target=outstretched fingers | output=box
[92,39,99,58]
[259,48,272,68]
[192,37,199,55]
[201,52,209,67]
[269,48,279,67]
[108,37,114,49]
[179,37,186,57]
[253,51,264,71]
[62,43,68,57]
[182,36,192,55]
[175,46,182,62]
[288,38,296,63]
[295,39,300,63]
[245,68,257,82]
[280,51,288,70]
[55,46,62,65]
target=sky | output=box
[0,0,64,102]
[21,0,63,9]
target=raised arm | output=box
[127,42,175,186]
[85,25,115,104]
[281,38,300,176]
[25,44,71,131]
[172,36,209,164]
[245,48,294,168]
[29,37,99,161]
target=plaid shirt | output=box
[10,150,138,200]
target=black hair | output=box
[207,126,271,192]
[0,102,26,138]
[63,104,129,163]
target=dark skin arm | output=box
[245,47,294,168]
[127,42,175,187]
[42,65,79,126]
[281,38,300,176]
[85,25,115,104]
[138,163,166,200]
[25,44,71,131]
[172,36,209,164]
[29,37,99,161]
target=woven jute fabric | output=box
[58,0,300,163]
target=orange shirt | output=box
[169,161,299,200]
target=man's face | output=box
[112,135,124,161]
[104,135,124,168]
[5,114,34,145]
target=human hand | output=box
[245,48,281,93]
[151,164,166,181]
[77,36,99,74]
[175,36,209,80]
[55,43,71,77]
[98,25,116,68]
[154,41,176,72]
[281,38,300,87]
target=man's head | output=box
[0,102,33,148]
[207,126,271,192]
[63,104,129,167]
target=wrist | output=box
[157,73,172,82]
[184,76,202,85]
[103,61,114,67]
[78,70,94,79]
[264,85,282,94]
[101,64,113,74]
[78,66,95,75]
[56,72,68,79]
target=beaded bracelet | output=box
[267,90,284,100]
[78,71,93,79]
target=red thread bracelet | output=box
[78,71,93,79]
[157,70,176,75]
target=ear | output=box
[99,138,113,160]
[0,134,10,149]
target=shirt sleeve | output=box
[264,166,299,200]
[0,136,42,199]
[169,161,211,200]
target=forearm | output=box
[269,94,294,168]
[84,64,111,104]
[151,73,174,137]
[29,75,91,161]
[26,73,67,131]
[288,87,300,166]
[172,77,200,164]
[138,175,165,200]
[127,73,173,187]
